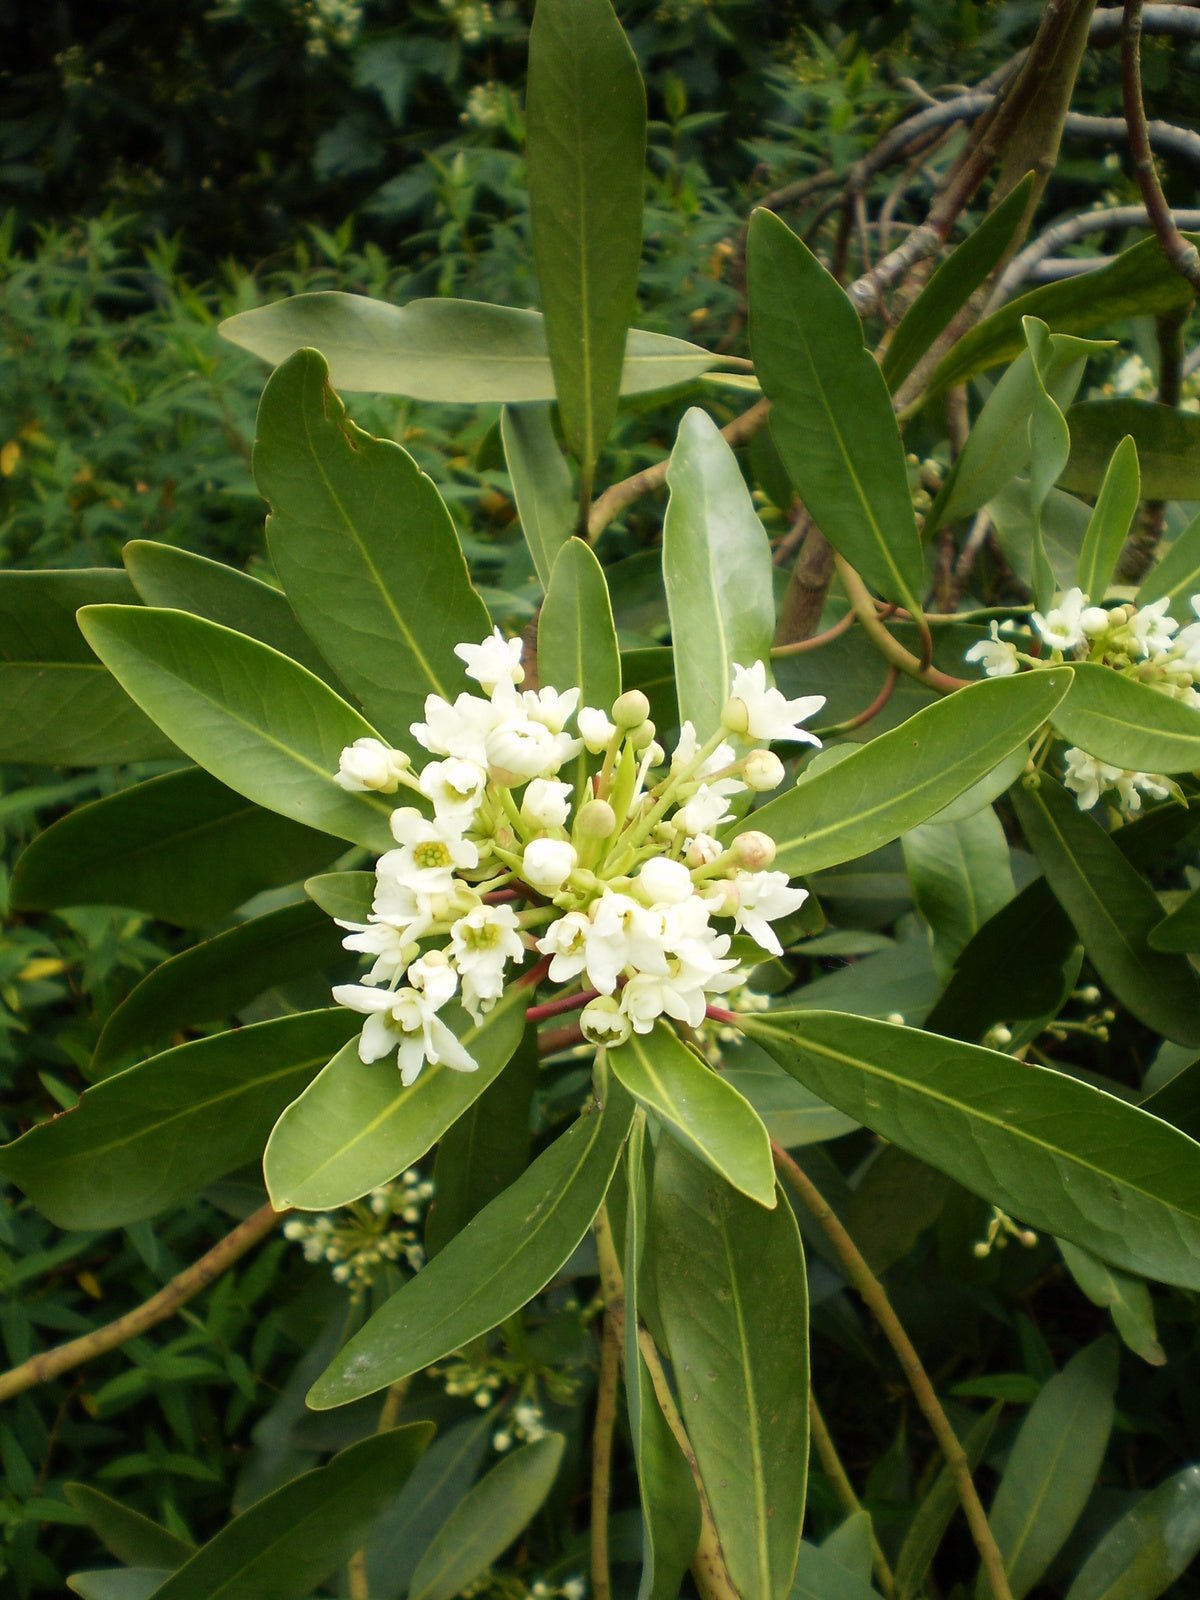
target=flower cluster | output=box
[281,1170,433,1297]
[331,632,823,1082]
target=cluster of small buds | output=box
[492,1397,549,1453]
[281,1170,432,1297]
[973,1205,1039,1258]
[461,82,512,129]
[331,631,823,1083]
[298,0,365,55]
[439,0,494,44]
[1103,351,1200,413]
[432,1358,507,1409]
[461,1576,585,1600]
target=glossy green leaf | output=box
[1076,435,1141,599]
[978,1339,1117,1600]
[744,1008,1200,1289]
[611,1024,775,1206]
[0,1010,357,1229]
[149,1425,432,1600]
[895,1406,1000,1600]
[9,768,338,928]
[902,805,1014,979]
[924,235,1195,398]
[745,670,1071,877]
[77,605,394,851]
[501,403,574,588]
[526,0,646,477]
[1049,663,1200,774]
[1064,1466,1200,1600]
[882,175,1035,392]
[723,1047,859,1148]
[0,569,174,765]
[93,901,345,1071]
[264,987,527,1210]
[1062,399,1200,500]
[652,1137,808,1600]
[1025,317,1073,610]
[255,349,489,743]
[1058,1240,1165,1366]
[1013,775,1200,1043]
[662,406,777,739]
[538,538,621,723]
[221,293,718,403]
[748,208,924,613]
[304,870,374,925]
[408,1435,564,1600]
[64,1485,194,1570]
[1136,508,1200,621]
[309,1084,634,1405]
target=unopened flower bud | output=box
[336,738,411,793]
[576,798,616,838]
[612,689,650,729]
[486,718,559,784]
[732,830,776,870]
[636,856,694,904]
[721,696,750,735]
[986,1024,1013,1049]
[743,749,786,792]
[580,995,632,1048]
[629,718,657,750]
[522,837,578,890]
[1078,985,1101,1005]
[1080,606,1110,636]
[577,706,617,753]
[521,777,571,829]
[685,832,722,868]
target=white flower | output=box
[726,661,825,745]
[1032,587,1089,653]
[537,911,592,983]
[486,716,572,784]
[450,903,525,1019]
[620,965,714,1033]
[683,831,723,867]
[742,749,786,791]
[335,737,411,793]
[332,983,475,1086]
[522,837,578,890]
[674,782,740,836]
[1128,597,1179,657]
[635,856,694,905]
[412,691,494,764]
[521,684,580,734]
[1062,747,1125,810]
[585,893,668,993]
[728,870,809,955]
[418,757,488,821]
[340,919,416,986]
[387,808,479,893]
[454,627,524,690]
[577,706,617,753]
[579,995,632,1048]
[408,949,459,1009]
[672,720,738,775]
[521,777,573,830]
[964,622,1020,678]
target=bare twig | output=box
[591,1206,625,1600]
[994,204,1200,299]
[1065,111,1200,166]
[1122,0,1200,290]
[1091,2,1200,42]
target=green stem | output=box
[809,1394,897,1599]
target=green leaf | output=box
[1025,317,1074,610]
[501,404,574,588]
[924,235,1194,398]
[745,670,1071,877]
[426,1025,538,1256]
[93,901,345,1071]
[0,1010,357,1229]
[723,1047,859,1148]
[1135,508,1200,621]
[1012,775,1200,1044]
[978,1339,1117,1600]
[149,1425,432,1600]
[408,1435,564,1600]
[1076,436,1141,599]
[748,209,924,614]
[9,769,338,928]
[538,538,621,728]
[1064,1466,1200,1600]
[895,1406,1000,1600]
[264,987,527,1210]
[0,569,175,765]
[304,870,375,925]
[611,1024,775,1206]
[526,0,646,480]
[68,1575,171,1600]
[662,406,777,739]
[902,805,1014,980]
[255,349,489,743]
[308,1084,634,1406]
[1058,1241,1165,1366]
[882,175,1036,392]
[123,540,337,686]
[64,1485,194,1570]
[77,605,394,852]
[744,1008,1200,1289]
[789,1541,880,1600]
[821,1513,875,1584]
[652,1137,808,1600]
[221,293,718,403]
[1150,884,1200,951]
[1049,663,1200,774]
[1062,399,1200,500]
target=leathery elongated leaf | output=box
[526,0,646,479]
[77,605,394,852]
[255,349,489,744]
[1076,434,1140,599]
[538,538,621,712]
[742,670,1071,878]
[1058,1240,1165,1366]
[221,293,719,402]
[68,1573,168,1600]
[744,1009,1200,1289]
[1062,398,1200,501]
[308,1082,635,1405]
[501,403,574,588]
[1136,506,1200,622]
[1064,1466,1200,1600]
[1048,663,1200,774]
[264,986,527,1211]
[1150,885,1200,952]
[610,1023,775,1207]
[1012,776,1200,1045]
[895,1406,1001,1600]
[305,870,374,925]
[63,1485,195,1570]
[662,406,777,739]
[1025,317,1073,610]
[748,208,924,614]
[0,1010,358,1230]
[149,1426,432,1600]
[652,1137,808,1600]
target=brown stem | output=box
[591,1206,624,1600]
[813,665,900,737]
[775,520,836,645]
[538,1020,584,1056]
[837,557,968,693]
[771,1145,1014,1600]
[1122,0,1200,290]
[0,1203,283,1404]
[771,605,857,657]
[809,1394,897,1600]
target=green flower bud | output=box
[611,689,650,729]
[576,798,617,838]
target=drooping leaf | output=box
[1012,775,1200,1044]
[1058,1240,1165,1366]
[1064,1466,1200,1600]
[662,406,777,739]
[1136,508,1200,621]
[0,1010,357,1229]
[744,1008,1200,1289]
[264,987,527,1210]
[744,670,1071,877]
[525,0,646,481]
[1062,399,1200,500]
[64,1485,195,1571]
[255,349,489,743]
[77,605,394,851]
[221,293,718,402]
[652,1137,808,1600]
[1048,663,1200,774]
[9,768,338,928]
[610,1023,775,1207]
[1076,435,1141,599]
[408,1436,564,1600]
[1025,317,1074,609]
[902,805,1015,980]
[748,208,924,614]
[538,538,621,716]
[308,1083,634,1406]
[895,1406,1001,1600]
[501,404,574,588]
